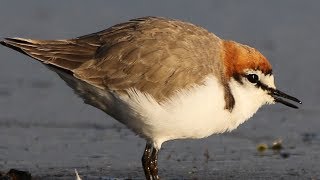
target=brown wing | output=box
[1,17,224,102]
[74,17,224,102]
[0,37,99,71]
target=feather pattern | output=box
[1,17,228,104]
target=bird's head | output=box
[222,40,301,109]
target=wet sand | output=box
[0,1,319,179]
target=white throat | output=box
[227,78,274,129]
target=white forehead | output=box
[245,69,275,88]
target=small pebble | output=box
[280,152,290,159]
[257,143,268,152]
[271,139,283,151]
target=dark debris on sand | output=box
[0,169,31,180]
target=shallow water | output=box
[0,1,319,179]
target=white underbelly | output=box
[63,73,267,150]
[119,76,241,148]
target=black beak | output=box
[269,88,302,109]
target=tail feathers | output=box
[1,37,98,71]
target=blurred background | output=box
[0,1,319,179]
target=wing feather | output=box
[1,17,224,102]
[74,17,224,101]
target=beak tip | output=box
[271,88,302,108]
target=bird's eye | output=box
[246,74,259,83]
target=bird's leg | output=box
[142,142,153,180]
[150,148,159,180]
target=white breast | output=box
[118,76,267,149]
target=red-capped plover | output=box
[1,16,301,180]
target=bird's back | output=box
[1,17,225,103]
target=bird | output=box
[0,16,301,179]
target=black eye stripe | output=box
[255,81,274,93]
[232,73,243,84]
